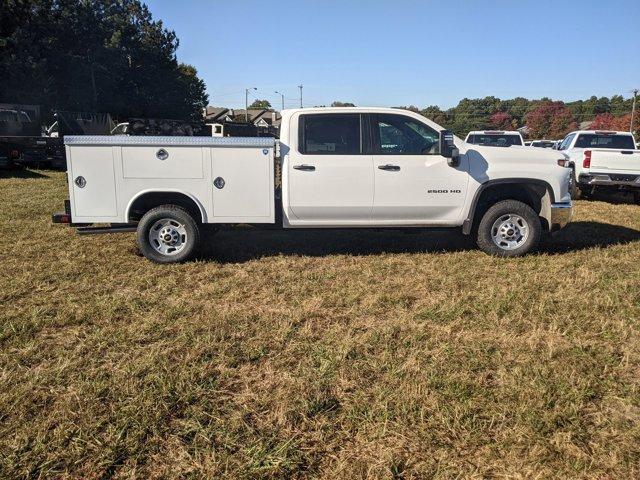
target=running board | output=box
[77,224,137,235]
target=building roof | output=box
[204,107,231,122]
[202,106,281,128]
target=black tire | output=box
[570,169,582,200]
[136,205,200,263]
[476,200,541,257]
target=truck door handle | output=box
[378,164,400,171]
[293,164,315,171]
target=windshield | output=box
[466,134,523,147]
[574,134,635,150]
[531,141,555,148]
[0,109,29,122]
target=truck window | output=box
[299,114,361,154]
[574,134,635,149]
[371,114,440,155]
[558,133,575,150]
[467,134,522,147]
[0,110,17,122]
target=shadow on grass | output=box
[197,221,640,263]
[581,190,639,205]
[0,168,50,179]
[541,221,640,254]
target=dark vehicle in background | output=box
[46,111,115,169]
[0,104,56,169]
[0,105,114,170]
[464,130,525,147]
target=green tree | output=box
[420,105,449,127]
[249,99,272,109]
[0,0,208,121]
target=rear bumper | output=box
[52,199,133,233]
[550,202,572,231]
[52,200,74,224]
[578,172,640,188]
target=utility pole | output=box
[298,84,303,108]
[245,87,257,122]
[275,91,285,111]
[631,89,638,134]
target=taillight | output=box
[583,150,591,168]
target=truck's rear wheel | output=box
[476,200,541,257]
[570,170,582,200]
[137,205,200,263]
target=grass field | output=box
[1,169,639,479]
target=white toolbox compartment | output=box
[65,136,275,224]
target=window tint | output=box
[467,134,522,147]
[558,133,575,150]
[574,134,635,150]
[300,114,361,154]
[372,114,440,155]
[531,140,555,148]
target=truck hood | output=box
[464,143,572,203]
[463,144,565,165]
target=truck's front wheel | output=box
[476,200,541,257]
[137,205,201,263]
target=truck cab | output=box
[54,108,573,262]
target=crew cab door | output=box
[369,113,469,223]
[287,113,373,223]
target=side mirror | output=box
[440,130,460,167]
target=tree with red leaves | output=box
[489,111,514,130]
[525,101,577,139]
[590,113,638,135]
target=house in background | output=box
[204,107,234,124]
[204,107,281,129]
[254,111,281,129]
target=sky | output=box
[144,0,640,110]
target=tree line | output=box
[318,96,637,139]
[402,95,637,139]
[0,0,208,122]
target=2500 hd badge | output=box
[427,189,462,194]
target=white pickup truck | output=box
[53,107,573,262]
[557,130,640,201]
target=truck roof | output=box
[281,107,417,115]
[567,130,634,136]
[466,130,522,135]
[279,107,451,139]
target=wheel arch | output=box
[126,189,207,223]
[463,179,555,235]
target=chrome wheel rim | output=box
[491,214,529,250]
[148,218,187,256]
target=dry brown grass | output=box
[1,169,639,479]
